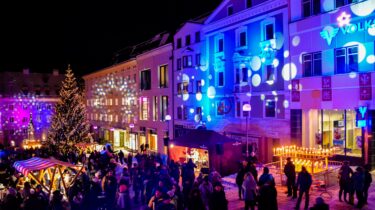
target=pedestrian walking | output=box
[353,166,365,208]
[363,164,372,205]
[284,157,297,198]
[338,161,353,202]
[236,162,246,200]
[295,166,312,210]
[258,180,278,210]
[242,172,257,210]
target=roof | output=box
[13,157,78,176]
[173,129,235,149]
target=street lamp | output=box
[129,123,134,152]
[165,114,171,161]
[242,103,251,157]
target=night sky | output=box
[0,0,222,77]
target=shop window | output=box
[196,54,201,66]
[177,58,182,70]
[140,69,151,90]
[218,72,224,87]
[302,0,321,18]
[177,38,182,49]
[185,35,191,46]
[140,97,149,120]
[183,56,193,68]
[159,65,168,88]
[160,96,168,121]
[195,31,201,43]
[302,52,322,77]
[265,100,276,117]
[335,46,358,74]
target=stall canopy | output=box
[14,157,77,176]
[173,130,235,148]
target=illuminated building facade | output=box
[289,0,375,166]
[0,68,64,146]
[83,59,138,150]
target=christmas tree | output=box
[46,65,90,155]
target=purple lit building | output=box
[0,68,64,146]
[289,0,375,167]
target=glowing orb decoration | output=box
[282,63,297,81]
[277,109,280,114]
[183,93,189,101]
[194,114,200,122]
[351,0,375,17]
[246,92,252,97]
[274,96,278,102]
[261,57,266,63]
[207,86,216,99]
[288,84,292,90]
[250,56,262,71]
[273,59,279,68]
[208,74,213,80]
[251,74,261,87]
[344,42,366,62]
[266,80,275,85]
[299,51,307,64]
[190,108,194,114]
[201,79,205,86]
[337,12,351,27]
[196,92,202,101]
[284,50,289,58]
[248,69,252,78]
[260,94,265,100]
[275,32,285,50]
[349,72,357,79]
[283,100,289,108]
[272,91,277,96]
[367,55,375,64]
[177,76,180,81]
[292,36,300,47]
[207,115,212,122]
[200,64,208,71]
[368,27,375,36]
[202,112,204,116]
[182,74,190,83]
[191,76,195,80]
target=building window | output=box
[215,34,224,53]
[227,5,233,16]
[153,96,158,121]
[183,82,189,93]
[196,54,201,66]
[195,31,201,43]
[236,101,241,117]
[218,39,224,52]
[196,107,202,121]
[236,27,247,48]
[140,69,151,90]
[177,38,182,49]
[177,58,182,70]
[246,0,252,8]
[140,97,149,120]
[240,32,247,47]
[265,23,274,40]
[302,52,322,77]
[183,55,193,68]
[159,65,168,88]
[177,106,188,120]
[242,67,248,82]
[265,100,276,117]
[218,72,224,87]
[302,0,321,17]
[177,83,182,95]
[185,35,191,46]
[161,96,168,121]
[335,46,358,74]
[335,0,355,8]
[177,107,182,120]
[266,65,275,81]
[196,80,202,93]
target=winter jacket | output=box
[242,175,257,201]
[297,171,312,192]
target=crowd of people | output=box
[0,144,230,210]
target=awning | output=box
[13,157,78,176]
[173,129,235,149]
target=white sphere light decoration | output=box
[196,92,202,101]
[275,32,285,50]
[194,114,200,122]
[250,56,262,71]
[201,79,205,86]
[350,0,375,17]
[368,27,375,36]
[260,94,265,100]
[190,108,194,114]
[292,36,300,47]
[207,86,216,99]
[252,74,261,87]
[282,63,297,81]
[207,115,212,122]
[283,100,289,108]
[366,55,375,64]
[273,59,279,68]
[284,50,290,58]
[183,93,189,101]
[208,74,213,80]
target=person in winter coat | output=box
[353,166,365,209]
[117,183,131,210]
[364,164,372,205]
[236,163,246,200]
[242,172,257,210]
[295,166,312,210]
[338,161,353,202]
[209,183,228,210]
[258,167,275,187]
[258,180,278,210]
[284,157,297,198]
[309,197,329,210]
[199,175,213,209]
[187,188,206,210]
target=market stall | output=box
[13,157,84,197]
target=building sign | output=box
[320,12,375,45]
[356,106,367,128]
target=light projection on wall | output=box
[366,55,375,64]
[251,74,261,87]
[292,36,300,47]
[91,73,138,121]
[275,32,285,50]
[284,50,289,58]
[337,12,351,27]
[282,63,297,81]
[350,0,375,17]
[283,100,289,108]
[207,86,216,99]
[196,92,202,101]
[250,56,262,71]
[189,108,194,114]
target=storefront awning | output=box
[13,157,78,176]
[173,129,235,149]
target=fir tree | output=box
[47,65,90,155]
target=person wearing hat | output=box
[284,157,297,198]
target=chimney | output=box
[23,68,30,75]
[53,69,59,76]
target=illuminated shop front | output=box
[113,129,126,148]
[148,129,158,152]
[170,145,209,172]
